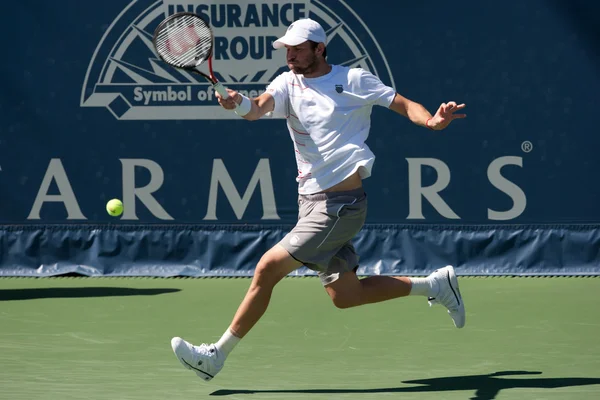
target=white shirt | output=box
[265,64,396,194]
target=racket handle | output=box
[213,82,229,99]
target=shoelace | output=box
[192,344,216,365]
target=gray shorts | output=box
[279,187,367,286]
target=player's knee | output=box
[253,255,285,288]
[253,259,275,287]
[325,271,362,309]
[330,292,360,309]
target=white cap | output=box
[273,18,327,49]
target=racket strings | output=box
[155,15,212,67]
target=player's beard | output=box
[289,52,319,75]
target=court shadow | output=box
[0,287,181,301]
[210,371,600,399]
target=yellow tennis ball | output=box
[106,199,123,217]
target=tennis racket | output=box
[152,12,229,99]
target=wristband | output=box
[425,117,434,130]
[234,94,252,117]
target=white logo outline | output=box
[80,0,396,121]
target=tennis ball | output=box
[106,199,123,217]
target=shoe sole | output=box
[444,266,466,328]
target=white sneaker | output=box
[427,265,466,328]
[170,337,225,381]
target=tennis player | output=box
[170,18,467,381]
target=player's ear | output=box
[317,43,326,57]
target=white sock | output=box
[409,277,439,297]
[215,328,241,357]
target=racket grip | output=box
[213,82,229,99]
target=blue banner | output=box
[1,224,598,276]
[1,0,599,275]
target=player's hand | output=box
[216,88,240,110]
[428,101,466,130]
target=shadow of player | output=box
[210,370,600,399]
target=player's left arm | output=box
[388,93,466,130]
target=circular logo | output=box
[521,141,533,153]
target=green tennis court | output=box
[1,277,599,400]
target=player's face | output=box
[286,42,319,75]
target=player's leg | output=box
[322,258,465,328]
[323,264,432,308]
[323,266,413,309]
[228,244,302,338]
[170,244,302,381]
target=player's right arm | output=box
[216,73,288,121]
[216,90,275,121]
